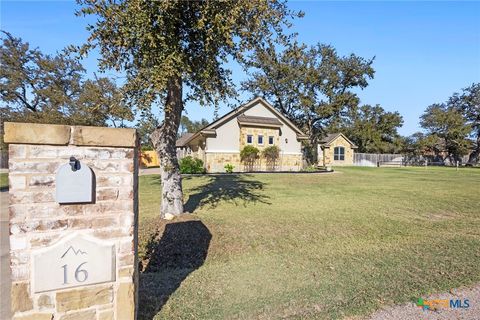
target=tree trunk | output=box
[150,76,184,218]
[305,120,318,165]
[309,133,318,165]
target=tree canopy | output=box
[242,40,375,161]
[0,31,133,127]
[419,103,471,163]
[77,0,303,217]
[76,0,302,110]
[179,115,209,135]
[337,104,404,153]
[448,83,480,163]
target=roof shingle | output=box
[176,133,194,147]
[320,133,358,148]
[237,115,282,126]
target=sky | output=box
[1,1,479,136]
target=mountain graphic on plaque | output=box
[56,157,94,204]
[32,233,115,293]
[61,246,87,258]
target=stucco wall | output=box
[243,102,277,118]
[205,117,240,152]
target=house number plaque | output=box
[32,233,115,293]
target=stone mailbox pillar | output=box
[4,122,138,320]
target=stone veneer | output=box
[205,152,302,172]
[322,135,354,166]
[239,126,279,150]
[4,122,138,320]
[202,126,302,172]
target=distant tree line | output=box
[179,116,209,135]
[2,30,478,166]
[0,31,133,129]
[241,36,478,165]
[406,84,479,165]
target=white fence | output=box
[353,153,404,167]
[176,148,189,160]
[354,153,473,167]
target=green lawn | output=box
[0,173,7,190]
[138,167,480,319]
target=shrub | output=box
[262,145,280,170]
[301,165,318,172]
[179,156,205,174]
[141,145,154,151]
[224,163,234,173]
[240,145,259,171]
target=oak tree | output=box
[0,31,133,127]
[77,0,301,217]
[179,115,209,135]
[338,104,404,153]
[242,41,374,162]
[420,103,471,164]
[448,83,480,164]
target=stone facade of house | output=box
[205,152,303,173]
[4,122,138,320]
[320,133,356,166]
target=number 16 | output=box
[61,262,88,284]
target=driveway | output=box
[140,167,161,176]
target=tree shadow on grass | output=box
[138,219,212,320]
[183,174,271,212]
[138,174,269,318]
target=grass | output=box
[0,173,7,190]
[138,167,480,319]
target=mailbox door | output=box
[56,162,94,203]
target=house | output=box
[176,97,309,172]
[318,133,357,166]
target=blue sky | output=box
[1,1,479,135]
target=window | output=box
[247,135,253,144]
[258,135,264,145]
[268,136,274,145]
[334,147,345,161]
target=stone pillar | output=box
[4,122,138,320]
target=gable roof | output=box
[177,97,308,147]
[176,133,194,147]
[320,133,358,149]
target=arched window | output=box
[334,146,345,161]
